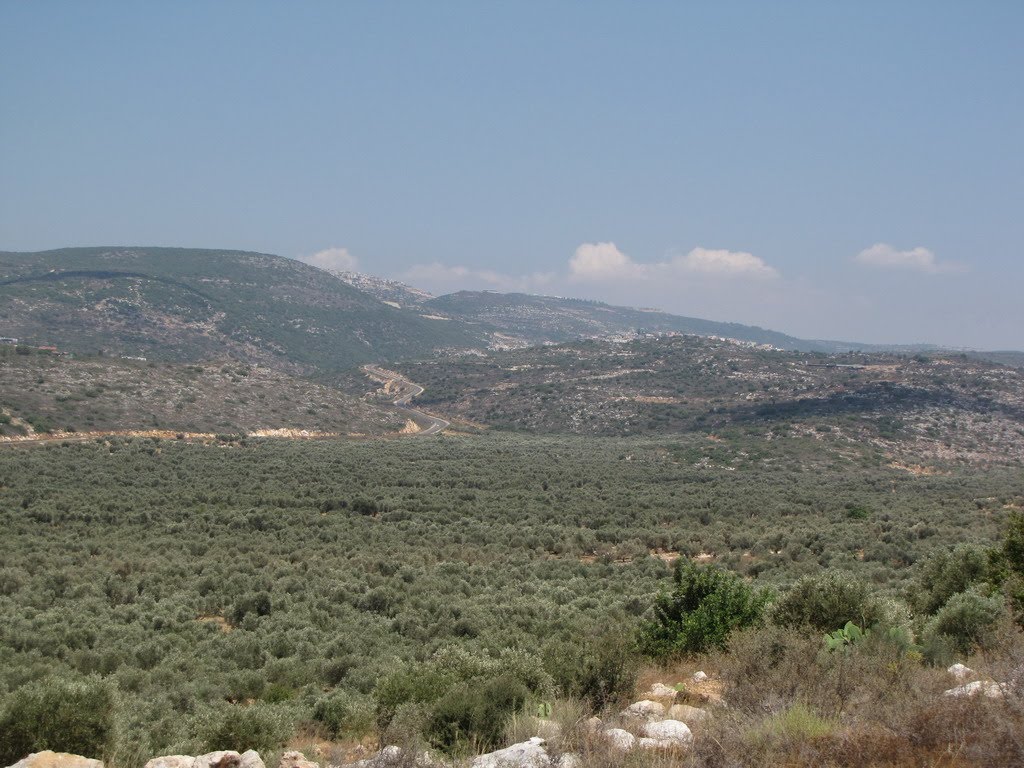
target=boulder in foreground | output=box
[471,737,548,768]
[7,752,103,768]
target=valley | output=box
[2,251,1024,768]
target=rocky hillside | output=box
[420,291,946,353]
[4,251,1015,375]
[398,335,1024,466]
[331,271,434,309]
[0,248,483,372]
[0,346,401,437]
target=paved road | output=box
[362,364,450,436]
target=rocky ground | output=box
[10,662,1016,768]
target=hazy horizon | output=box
[2,2,1022,349]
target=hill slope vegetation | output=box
[0,346,401,437]
[0,248,483,372]
[397,335,1024,467]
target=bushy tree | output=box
[771,571,881,632]
[0,677,116,764]
[200,703,290,753]
[427,675,530,753]
[912,545,988,615]
[545,626,638,708]
[375,648,552,753]
[639,561,769,656]
[989,511,1024,625]
[923,587,1005,657]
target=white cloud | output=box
[402,262,555,293]
[401,243,778,300]
[854,243,963,274]
[299,247,359,272]
[569,242,647,281]
[672,247,778,278]
[570,242,778,282]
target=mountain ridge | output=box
[0,248,1018,369]
[0,247,482,371]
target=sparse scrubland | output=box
[399,336,1024,465]
[1,432,1022,766]
[0,346,401,438]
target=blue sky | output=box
[2,2,1022,348]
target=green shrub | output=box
[753,703,837,743]
[200,704,290,753]
[546,627,638,707]
[639,561,769,656]
[376,648,552,754]
[375,664,451,730]
[427,675,530,753]
[772,571,881,632]
[989,511,1024,626]
[922,587,1005,658]
[913,545,988,615]
[310,690,375,739]
[0,676,116,764]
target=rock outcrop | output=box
[947,663,973,682]
[646,682,679,699]
[144,757,195,768]
[278,754,318,768]
[668,703,709,723]
[144,752,270,768]
[471,737,548,768]
[194,753,242,768]
[944,680,1008,699]
[7,753,103,768]
[621,699,666,720]
[643,719,694,746]
[603,728,637,751]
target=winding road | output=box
[362,364,450,436]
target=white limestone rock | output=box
[644,719,694,746]
[194,753,241,768]
[668,703,709,724]
[9,753,104,768]
[604,729,637,751]
[646,682,679,699]
[278,754,318,768]
[947,663,973,682]
[622,699,666,720]
[944,680,1007,699]
[144,757,194,768]
[471,737,548,768]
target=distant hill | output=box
[0,345,401,436]
[397,334,1024,465]
[1,251,1016,376]
[332,270,434,309]
[966,350,1024,369]
[0,247,483,371]
[421,290,939,354]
